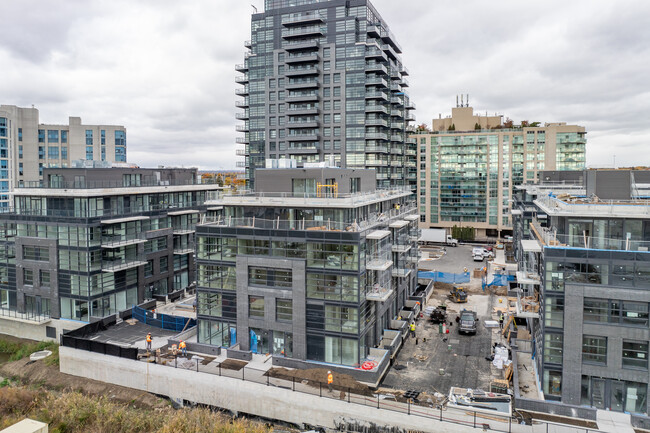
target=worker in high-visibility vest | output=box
[327,371,333,392]
[146,333,152,352]
[410,322,416,338]
[179,340,187,357]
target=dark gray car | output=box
[458,309,478,334]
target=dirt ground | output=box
[266,367,371,395]
[0,357,168,410]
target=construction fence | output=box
[417,271,470,284]
[131,305,195,332]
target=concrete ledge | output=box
[59,346,477,433]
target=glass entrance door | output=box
[610,380,625,412]
[592,378,606,409]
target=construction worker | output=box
[410,321,416,338]
[327,371,333,392]
[179,340,187,357]
[146,332,152,352]
[499,312,505,329]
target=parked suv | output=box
[458,309,478,334]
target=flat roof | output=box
[389,220,409,228]
[521,239,542,253]
[168,209,200,216]
[101,215,150,224]
[404,214,419,221]
[367,230,391,240]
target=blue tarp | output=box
[484,274,516,288]
[417,271,470,284]
[250,330,258,353]
[131,306,196,332]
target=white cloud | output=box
[0,0,648,169]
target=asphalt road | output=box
[418,244,487,274]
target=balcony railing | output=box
[365,285,394,302]
[102,257,147,272]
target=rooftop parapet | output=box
[534,194,650,219]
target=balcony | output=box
[236,161,246,168]
[406,101,416,110]
[235,63,248,72]
[244,40,252,49]
[366,132,388,141]
[235,87,249,96]
[391,134,403,142]
[286,79,320,90]
[235,100,249,108]
[391,96,404,106]
[390,146,403,154]
[235,148,248,156]
[235,75,249,84]
[366,77,389,88]
[101,234,146,249]
[288,132,319,141]
[365,285,394,302]
[286,93,319,103]
[364,159,389,167]
[285,53,319,64]
[366,118,389,127]
[367,255,393,271]
[406,137,417,145]
[366,91,389,101]
[366,63,388,74]
[282,12,325,26]
[287,120,319,128]
[236,125,249,133]
[367,24,381,37]
[406,113,416,121]
[365,48,387,60]
[286,66,319,76]
[284,39,319,51]
[365,144,388,153]
[281,26,325,39]
[287,143,319,153]
[391,122,403,129]
[236,112,249,120]
[102,257,147,273]
[287,106,319,116]
[174,248,193,255]
[392,244,412,253]
[391,268,411,278]
[366,104,389,114]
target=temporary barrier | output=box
[417,271,470,284]
[131,306,196,332]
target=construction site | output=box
[47,239,636,433]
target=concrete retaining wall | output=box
[59,346,477,433]
[0,316,84,342]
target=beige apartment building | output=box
[413,105,586,238]
[0,105,126,208]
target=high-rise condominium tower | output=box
[235,0,416,190]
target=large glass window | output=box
[248,266,292,289]
[543,370,562,397]
[306,273,358,302]
[325,305,358,334]
[23,268,34,285]
[249,296,265,318]
[22,246,49,261]
[544,296,564,328]
[543,333,563,364]
[324,336,358,366]
[198,265,236,290]
[584,298,608,323]
[276,299,292,322]
[198,292,222,317]
[582,336,607,365]
[623,341,648,369]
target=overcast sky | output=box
[1,0,649,170]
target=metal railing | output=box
[18,178,223,190]
[0,306,51,322]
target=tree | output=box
[416,123,430,132]
[521,120,529,128]
[216,174,224,187]
[447,124,456,131]
[530,121,541,127]
[474,122,481,130]
[503,119,514,129]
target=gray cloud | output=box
[0,0,648,169]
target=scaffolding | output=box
[316,182,338,198]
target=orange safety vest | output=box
[146,334,152,343]
[327,373,333,384]
[179,341,186,349]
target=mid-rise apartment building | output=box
[195,168,419,372]
[513,170,650,415]
[0,167,224,322]
[414,105,586,238]
[235,0,416,190]
[0,105,127,209]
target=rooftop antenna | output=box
[460,94,464,107]
[456,95,459,108]
[466,94,469,107]
[251,4,258,13]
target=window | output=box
[48,146,59,159]
[582,336,607,364]
[623,341,648,369]
[40,270,51,286]
[61,146,68,159]
[145,260,153,277]
[325,305,358,334]
[276,299,292,322]
[38,130,45,143]
[61,130,68,143]
[160,256,168,273]
[23,268,34,285]
[249,296,264,318]
[18,128,22,141]
[544,333,563,364]
[22,246,49,261]
[18,163,23,176]
[248,266,292,288]
[85,130,93,145]
[47,130,59,143]
[18,145,23,159]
